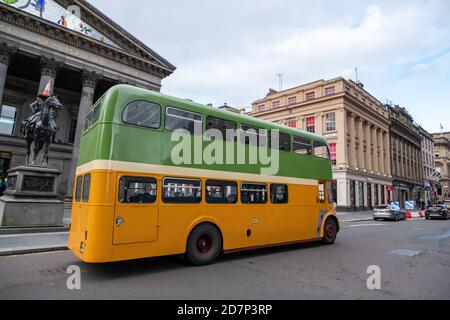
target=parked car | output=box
[443,200,450,210]
[373,205,406,222]
[425,205,449,220]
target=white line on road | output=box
[346,224,389,228]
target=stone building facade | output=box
[419,127,438,205]
[387,106,423,207]
[433,132,450,201]
[0,0,175,199]
[250,77,393,211]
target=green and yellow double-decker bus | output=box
[68,85,339,265]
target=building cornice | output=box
[0,3,173,79]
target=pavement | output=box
[0,210,377,256]
[0,219,449,299]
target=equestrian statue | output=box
[20,80,63,167]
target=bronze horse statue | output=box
[20,95,63,167]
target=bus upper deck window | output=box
[165,107,202,135]
[123,101,161,129]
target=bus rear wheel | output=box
[322,218,338,245]
[186,224,222,266]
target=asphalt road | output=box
[0,219,449,300]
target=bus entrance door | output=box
[113,177,159,245]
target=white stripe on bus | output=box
[76,160,319,186]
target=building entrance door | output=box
[367,184,372,210]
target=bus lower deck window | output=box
[241,183,267,204]
[119,177,157,204]
[271,184,288,204]
[163,178,202,204]
[206,181,237,204]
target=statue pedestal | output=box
[0,166,64,227]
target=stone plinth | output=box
[0,166,64,227]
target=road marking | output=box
[389,249,421,257]
[347,224,388,228]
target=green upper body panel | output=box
[78,85,333,181]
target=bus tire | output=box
[186,224,222,266]
[322,218,338,245]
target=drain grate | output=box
[389,249,422,257]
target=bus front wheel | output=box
[186,224,222,266]
[322,218,338,245]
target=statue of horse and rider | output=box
[20,80,62,167]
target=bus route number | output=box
[221,305,272,316]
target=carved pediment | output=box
[1,0,176,78]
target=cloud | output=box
[88,0,450,132]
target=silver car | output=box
[373,205,406,222]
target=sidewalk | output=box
[336,211,374,223]
[0,232,68,256]
[0,208,71,256]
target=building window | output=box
[165,107,202,135]
[0,105,17,136]
[162,178,202,204]
[288,96,297,105]
[258,105,265,112]
[330,143,337,166]
[123,101,161,129]
[325,112,336,132]
[288,119,297,128]
[306,117,315,133]
[324,86,335,96]
[272,101,281,108]
[241,183,267,204]
[68,119,77,144]
[206,180,237,204]
[306,92,315,101]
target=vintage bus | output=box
[68,85,339,265]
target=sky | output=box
[87,0,450,133]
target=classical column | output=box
[378,129,384,174]
[365,123,372,172]
[39,57,62,94]
[348,113,357,168]
[372,126,379,173]
[336,109,347,167]
[384,131,391,176]
[357,118,364,170]
[67,70,100,197]
[0,43,18,107]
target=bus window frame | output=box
[205,116,237,142]
[313,140,331,161]
[270,184,289,204]
[82,174,91,203]
[205,180,238,204]
[74,175,82,202]
[118,176,158,205]
[240,124,267,147]
[293,136,312,155]
[162,177,202,204]
[240,182,268,205]
[121,100,162,129]
[269,131,291,152]
[165,106,203,135]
